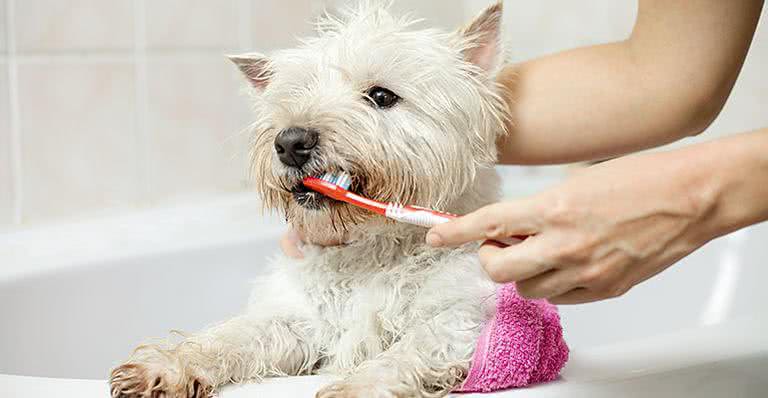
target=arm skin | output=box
[424,0,768,303]
[696,129,768,240]
[428,128,768,304]
[497,0,765,165]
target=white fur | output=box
[110,2,509,397]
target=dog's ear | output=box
[458,1,503,75]
[228,53,272,91]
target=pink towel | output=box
[454,284,569,393]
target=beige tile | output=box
[145,55,252,201]
[252,0,316,51]
[15,0,134,53]
[504,1,637,61]
[392,0,467,29]
[145,0,241,51]
[0,0,6,53]
[0,63,12,225]
[323,0,467,30]
[17,62,138,223]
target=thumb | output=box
[426,200,539,247]
[280,227,305,259]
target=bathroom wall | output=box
[0,1,766,227]
[0,0,321,226]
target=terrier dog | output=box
[110,1,510,397]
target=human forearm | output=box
[694,129,768,241]
[428,127,768,304]
[497,42,655,164]
[497,0,764,165]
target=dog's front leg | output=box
[316,315,480,398]
[110,315,317,398]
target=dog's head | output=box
[231,1,508,241]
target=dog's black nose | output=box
[274,127,318,168]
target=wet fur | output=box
[110,2,509,397]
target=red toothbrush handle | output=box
[302,176,526,246]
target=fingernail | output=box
[426,231,443,247]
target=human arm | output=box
[428,128,768,303]
[497,0,764,164]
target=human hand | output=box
[279,226,345,259]
[426,150,720,304]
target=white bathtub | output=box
[1,189,767,397]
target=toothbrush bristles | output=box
[317,171,352,190]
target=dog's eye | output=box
[365,86,400,109]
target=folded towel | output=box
[454,284,569,393]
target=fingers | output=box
[523,256,636,302]
[310,235,345,247]
[477,237,553,282]
[515,267,583,299]
[280,228,305,259]
[427,200,539,247]
[477,235,634,300]
[281,226,347,259]
[547,288,602,305]
[548,279,634,304]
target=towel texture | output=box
[454,284,569,393]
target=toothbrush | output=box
[303,172,524,245]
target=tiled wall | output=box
[1,1,766,227]
[0,0,323,226]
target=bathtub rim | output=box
[1,316,766,397]
[0,192,282,284]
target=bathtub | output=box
[1,188,767,397]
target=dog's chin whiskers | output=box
[279,179,292,193]
[332,206,348,235]
[266,179,288,193]
[342,205,355,231]
[281,202,290,220]
[329,209,340,234]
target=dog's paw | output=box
[109,362,212,398]
[315,382,396,398]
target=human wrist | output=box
[684,130,768,242]
[682,143,730,244]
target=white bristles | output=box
[318,171,353,190]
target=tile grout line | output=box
[6,0,23,224]
[134,0,150,205]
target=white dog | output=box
[110,1,510,397]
